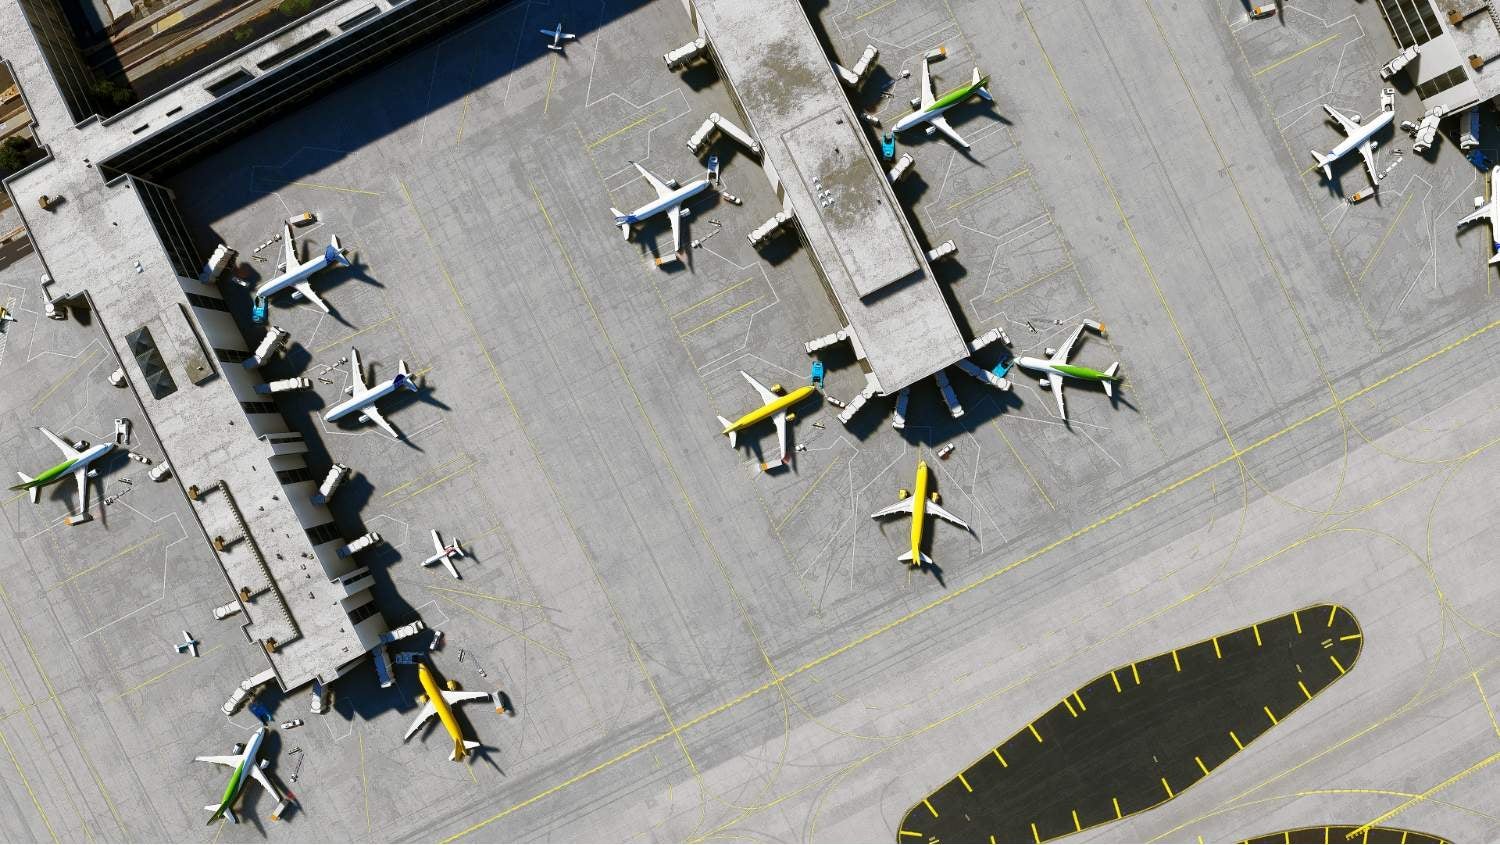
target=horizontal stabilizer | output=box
[1102,362,1119,396]
[1310,150,1333,181]
[1489,250,1500,266]
[718,416,736,448]
[897,550,934,565]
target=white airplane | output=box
[252,222,351,313]
[891,48,993,150]
[541,22,575,51]
[716,371,818,471]
[1457,166,1500,264]
[323,347,417,439]
[1014,320,1120,424]
[611,161,712,264]
[1311,103,1394,188]
[10,426,113,514]
[196,727,292,824]
[423,529,465,579]
[176,631,200,657]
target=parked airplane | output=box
[541,22,575,51]
[196,727,292,824]
[404,660,492,761]
[870,460,969,567]
[611,161,712,264]
[1311,103,1393,187]
[892,48,993,149]
[1014,320,1120,424]
[9,426,112,513]
[324,347,417,439]
[716,371,817,471]
[1457,165,1500,264]
[252,222,351,313]
[423,529,465,579]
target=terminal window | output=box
[1375,0,1444,48]
[1415,67,1467,99]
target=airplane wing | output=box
[1050,324,1086,364]
[1359,140,1378,185]
[363,405,400,439]
[37,426,81,460]
[668,205,683,255]
[194,754,242,768]
[632,162,674,200]
[441,690,490,706]
[1050,377,1067,422]
[404,702,439,740]
[443,557,460,579]
[919,57,936,109]
[247,763,281,800]
[350,348,369,393]
[772,411,788,466]
[280,224,296,271]
[926,501,970,531]
[73,466,89,514]
[871,497,916,519]
[430,530,444,555]
[928,115,970,149]
[1323,104,1361,136]
[294,282,331,314]
[1457,202,1494,228]
[741,371,779,405]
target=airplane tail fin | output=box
[1310,150,1333,181]
[1489,248,1500,266]
[451,738,482,761]
[973,68,993,100]
[205,805,236,825]
[1103,362,1120,397]
[326,235,352,268]
[397,359,417,391]
[717,416,737,447]
[11,472,38,503]
[897,550,933,566]
[611,208,632,238]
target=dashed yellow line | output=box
[853,0,902,20]
[1252,34,1340,77]
[543,53,558,116]
[993,422,1054,509]
[923,799,938,818]
[992,748,1008,767]
[586,108,667,150]
[993,262,1075,304]
[423,584,541,610]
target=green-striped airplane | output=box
[1015,320,1120,424]
[891,47,993,149]
[9,426,113,512]
[196,727,293,824]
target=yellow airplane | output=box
[402,660,495,761]
[871,460,970,566]
[716,370,818,471]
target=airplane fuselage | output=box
[892,77,989,134]
[423,548,459,566]
[1485,166,1500,252]
[325,377,408,423]
[211,728,266,824]
[721,384,816,435]
[1321,109,1393,161]
[621,178,711,225]
[417,662,475,761]
[907,461,931,565]
[12,441,112,499]
[1014,357,1113,384]
[254,254,337,300]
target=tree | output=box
[89,78,136,116]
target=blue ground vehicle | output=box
[251,296,268,324]
[810,360,825,389]
[880,132,896,160]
